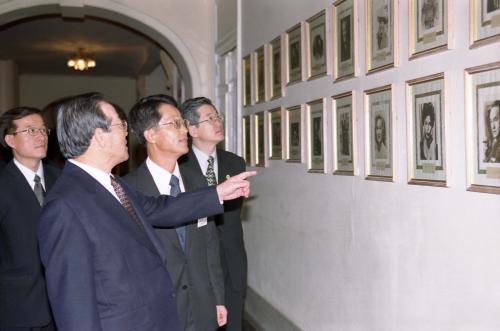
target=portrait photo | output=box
[334,0,355,80]
[333,93,354,174]
[307,11,327,79]
[307,100,325,172]
[465,62,500,193]
[287,105,302,162]
[255,47,265,103]
[269,108,282,159]
[410,0,448,57]
[270,36,282,99]
[407,74,446,185]
[367,0,394,72]
[366,87,393,179]
[242,55,251,106]
[286,24,302,85]
[255,112,265,167]
[471,0,500,46]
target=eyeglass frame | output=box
[109,121,128,131]
[157,118,190,130]
[190,114,224,126]
[10,127,51,137]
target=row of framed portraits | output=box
[242,0,500,107]
[242,61,500,195]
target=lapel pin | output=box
[226,175,231,180]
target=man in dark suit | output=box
[180,97,247,331]
[124,94,227,330]
[37,92,254,331]
[0,107,60,331]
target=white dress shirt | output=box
[192,144,218,183]
[13,158,45,191]
[69,159,120,201]
[145,157,185,195]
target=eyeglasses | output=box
[109,121,128,131]
[158,118,189,130]
[10,127,50,136]
[191,114,224,126]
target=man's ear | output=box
[93,128,107,148]
[4,134,15,150]
[143,128,157,144]
[187,125,198,139]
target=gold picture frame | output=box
[333,0,356,81]
[306,10,327,80]
[269,36,282,99]
[306,99,326,173]
[254,112,266,167]
[286,105,302,162]
[332,92,355,175]
[470,0,500,47]
[366,0,395,73]
[242,115,252,165]
[268,107,283,160]
[409,0,448,59]
[242,55,251,107]
[285,23,302,85]
[254,46,266,103]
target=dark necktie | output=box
[33,174,45,206]
[170,175,186,251]
[110,176,145,232]
[206,156,217,186]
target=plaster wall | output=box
[242,1,500,330]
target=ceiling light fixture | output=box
[67,48,96,71]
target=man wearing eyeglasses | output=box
[179,97,247,331]
[37,92,255,331]
[0,107,60,331]
[124,94,227,331]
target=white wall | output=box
[242,1,500,330]
[19,74,136,112]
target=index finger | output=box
[231,171,257,181]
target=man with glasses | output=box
[124,95,227,331]
[180,97,247,331]
[0,107,60,331]
[37,92,254,330]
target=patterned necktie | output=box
[206,156,217,186]
[110,176,145,232]
[33,174,45,206]
[170,175,186,251]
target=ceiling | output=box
[0,15,162,77]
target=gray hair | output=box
[179,97,216,127]
[57,92,111,158]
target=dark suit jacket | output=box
[179,149,247,293]
[38,162,223,331]
[124,162,224,331]
[0,160,59,328]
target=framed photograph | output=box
[268,107,283,159]
[242,55,251,107]
[286,23,302,85]
[471,0,500,47]
[409,0,448,58]
[333,0,355,80]
[242,115,252,165]
[286,105,302,162]
[254,112,266,167]
[306,10,327,79]
[465,61,500,194]
[366,0,395,73]
[269,36,282,99]
[365,86,393,180]
[407,73,446,186]
[332,92,355,175]
[306,99,325,172]
[254,46,266,103]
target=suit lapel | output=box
[6,161,42,209]
[216,149,230,183]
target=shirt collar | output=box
[192,144,217,175]
[145,157,184,195]
[13,158,44,188]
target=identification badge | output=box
[197,217,207,228]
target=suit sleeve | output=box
[124,181,224,228]
[205,220,225,305]
[38,199,102,331]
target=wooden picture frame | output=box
[365,85,393,180]
[333,0,356,80]
[306,10,327,80]
[307,99,326,172]
[407,73,447,186]
[268,107,283,160]
[465,61,500,194]
[286,105,302,162]
[242,55,251,107]
[286,23,302,85]
[254,112,266,167]
[254,46,266,103]
[366,0,395,73]
[242,115,252,165]
[269,36,282,99]
[470,0,500,47]
[332,92,355,175]
[409,0,448,58]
